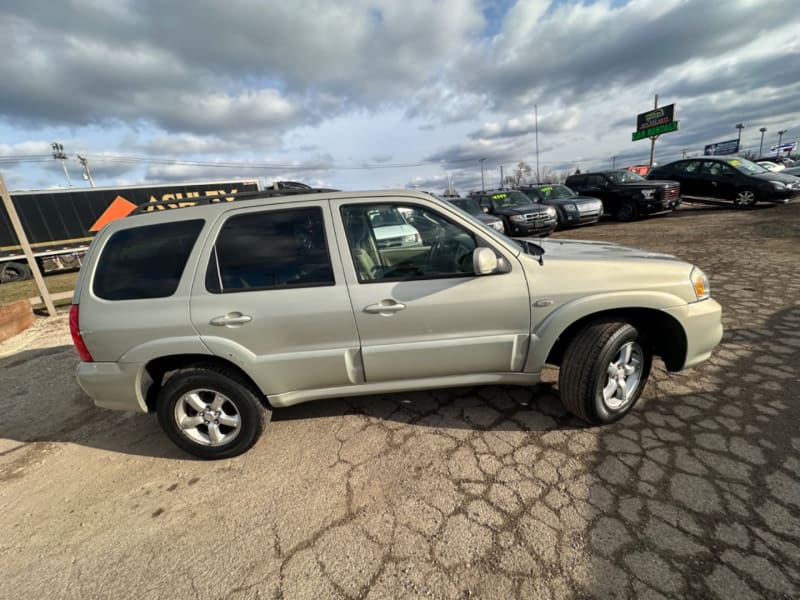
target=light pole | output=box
[479,158,486,191]
[735,123,745,152]
[534,104,540,183]
[612,155,616,169]
[77,154,95,187]
[777,129,787,156]
[51,142,72,187]
[758,127,767,157]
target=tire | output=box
[156,365,271,459]
[0,261,33,283]
[558,320,652,425]
[614,200,638,222]
[733,189,756,208]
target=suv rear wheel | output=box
[156,366,271,459]
[558,320,652,424]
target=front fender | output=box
[524,291,688,372]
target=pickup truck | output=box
[71,188,723,458]
[565,170,681,221]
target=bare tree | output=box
[513,161,532,186]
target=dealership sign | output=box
[632,103,678,141]
[704,139,740,156]
[632,121,679,141]
[637,104,675,131]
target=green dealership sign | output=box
[632,120,679,141]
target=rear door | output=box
[330,195,532,383]
[190,201,362,395]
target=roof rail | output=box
[130,181,339,215]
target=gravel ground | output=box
[1,201,798,599]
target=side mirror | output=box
[481,206,489,213]
[473,247,498,275]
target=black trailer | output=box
[0,180,258,282]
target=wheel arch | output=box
[143,354,271,412]
[532,306,688,373]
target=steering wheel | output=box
[428,235,473,273]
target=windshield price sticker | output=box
[540,186,553,193]
[491,193,507,200]
[728,159,741,166]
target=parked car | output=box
[366,206,422,248]
[565,170,681,222]
[441,196,506,233]
[757,161,786,172]
[517,184,603,229]
[468,189,558,237]
[783,166,800,177]
[647,157,800,207]
[71,188,722,458]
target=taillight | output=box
[69,304,93,362]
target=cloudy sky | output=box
[1,0,798,193]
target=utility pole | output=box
[479,158,486,191]
[0,170,57,316]
[612,155,616,169]
[758,128,767,157]
[77,155,95,187]
[51,142,72,187]
[534,104,541,184]
[649,94,658,168]
[499,165,504,188]
[682,148,688,159]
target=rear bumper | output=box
[664,298,723,370]
[76,361,149,413]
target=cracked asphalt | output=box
[1,200,799,599]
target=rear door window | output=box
[93,220,204,300]
[206,206,334,293]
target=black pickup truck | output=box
[565,170,681,221]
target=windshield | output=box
[536,184,576,200]
[449,197,483,215]
[726,157,770,174]
[489,190,532,209]
[607,170,646,183]
[367,207,406,227]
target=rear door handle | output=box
[363,300,406,314]
[210,312,253,327]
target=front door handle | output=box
[210,312,253,327]
[363,300,407,315]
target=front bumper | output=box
[640,197,681,216]
[664,298,723,370]
[76,361,149,413]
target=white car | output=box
[757,161,786,172]
[367,207,422,248]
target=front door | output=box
[331,196,532,383]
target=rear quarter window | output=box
[92,219,204,300]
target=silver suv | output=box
[71,189,722,458]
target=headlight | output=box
[403,233,420,245]
[546,207,557,217]
[509,214,525,223]
[491,220,505,231]
[641,188,657,200]
[771,181,786,189]
[564,203,578,212]
[690,267,710,301]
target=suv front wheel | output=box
[157,365,271,459]
[558,320,652,424]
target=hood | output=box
[617,179,677,188]
[513,238,700,307]
[544,195,602,206]
[752,171,800,184]
[373,224,417,240]
[529,238,680,262]
[494,204,551,215]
